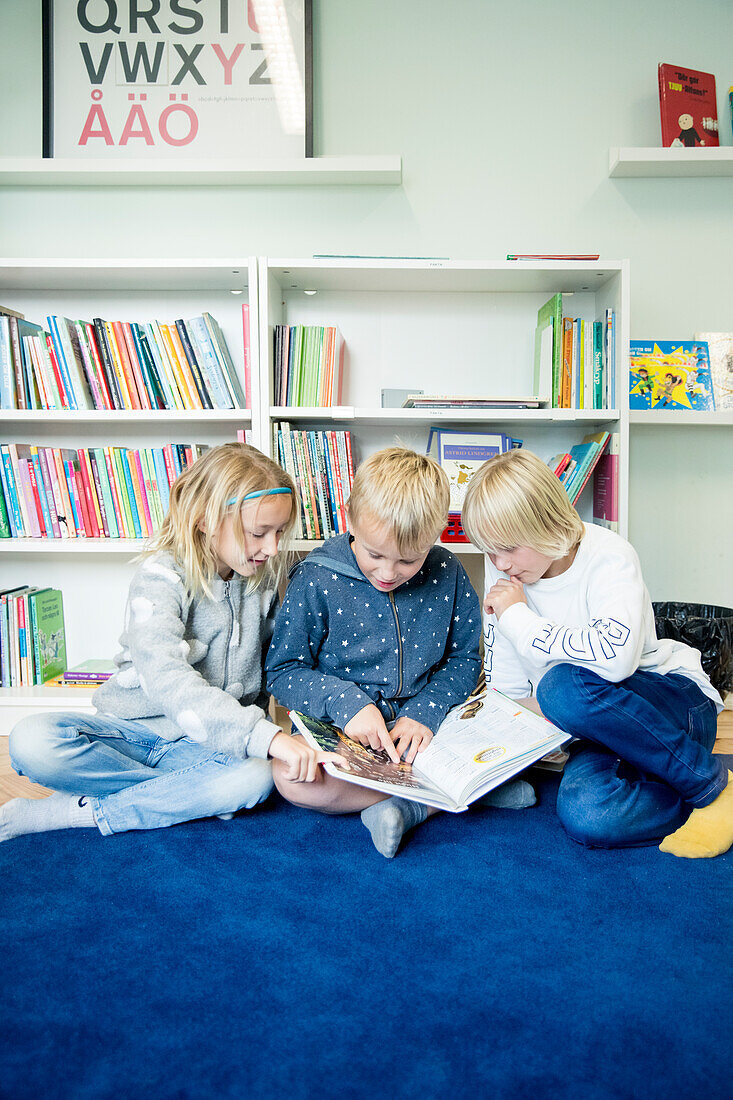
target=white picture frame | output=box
[42,0,313,159]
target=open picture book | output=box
[290,687,570,813]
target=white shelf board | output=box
[629,410,733,425]
[0,409,251,423]
[0,539,145,553]
[271,405,620,425]
[0,258,253,292]
[609,147,733,177]
[0,685,95,708]
[0,156,402,187]
[267,258,625,294]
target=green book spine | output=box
[31,587,66,683]
[0,478,10,538]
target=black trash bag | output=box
[653,602,733,698]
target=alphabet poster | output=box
[42,0,312,159]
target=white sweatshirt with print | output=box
[483,523,723,712]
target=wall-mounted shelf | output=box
[609,147,733,178]
[629,410,733,425]
[0,156,402,187]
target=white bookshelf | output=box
[258,256,630,546]
[0,258,258,718]
[1,254,630,730]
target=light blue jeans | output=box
[9,711,273,836]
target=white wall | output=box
[1,0,731,605]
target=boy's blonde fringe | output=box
[139,442,299,598]
[462,449,585,558]
[347,445,449,553]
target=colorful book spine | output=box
[120,450,144,538]
[172,320,213,410]
[11,446,40,538]
[151,448,170,517]
[74,451,99,537]
[51,449,76,538]
[0,445,22,536]
[201,312,245,407]
[119,321,153,410]
[593,321,604,410]
[91,319,124,410]
[61,453,84,536]
[30,446,54,537]
[0,479,11,538]
[106,320,140,409]
[85,448,110,538]
[104,447,129,538]
[185,316,233,409]
[157,323,199,409]
[145,322,184,409]
[131,449,154,536]
[242,303,252,409]
[130,323,164,409]
[0,315,16,409]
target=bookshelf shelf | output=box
[0,410,252,424]
[609,147,733,178]
[0,538,146,554]
[271,405,620,426]
[629,410,733,426]
[0,684,95,727]
[0,156,403,188]
[0,684,95,705]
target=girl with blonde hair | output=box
[3,442,338,842]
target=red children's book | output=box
[658,64,719,148]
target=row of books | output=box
[0,585,66,687]
[275,421,355,541]
[547,430,611,506]
[423,426,619,542]
[0,304,249,412]
[273,324,344,407]
[0,442,208,541]
[534,295,616,410]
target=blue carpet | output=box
[2,766,732,1100]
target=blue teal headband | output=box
[226,487,292,506]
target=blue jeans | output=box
[9,711,273,836]
[536,664,726,848]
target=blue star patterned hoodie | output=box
[265,534,481,731]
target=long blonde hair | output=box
[462,449,585,558]
[144,442,298,597]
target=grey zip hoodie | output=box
[93,552,280,759]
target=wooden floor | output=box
[1,707,732,806]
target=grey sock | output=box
[360,796,429,858]
[0,792,96,841]
[477,778,536,809]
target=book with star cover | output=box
[290,686,568,813]
[629,340,715,411]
